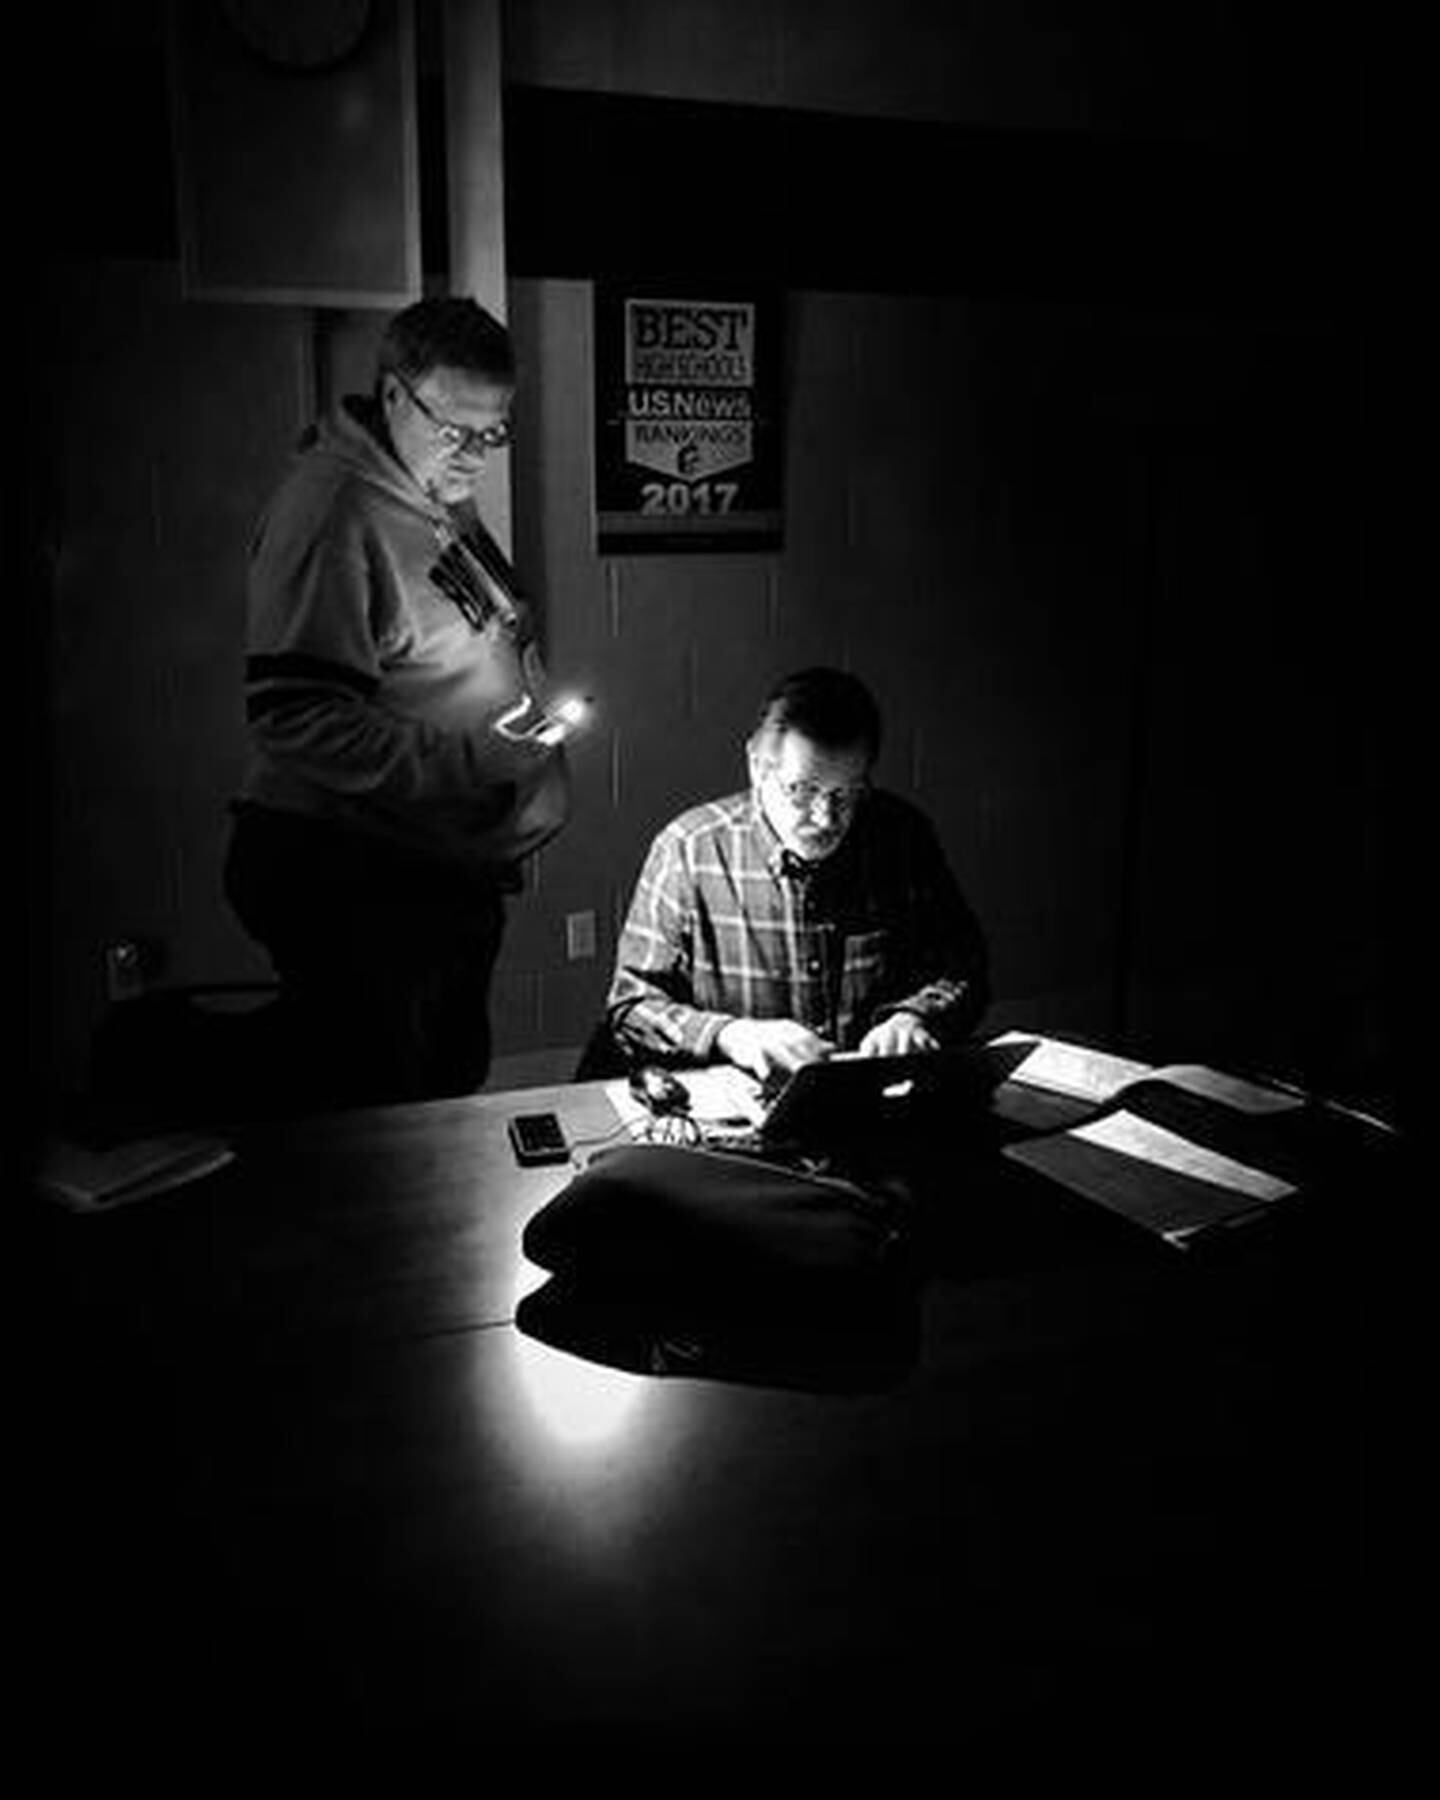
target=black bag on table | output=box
[517,1144,924,1393]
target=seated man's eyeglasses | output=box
[764,768,870,816]
[395,372,513,454]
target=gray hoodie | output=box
[239,396,569,879]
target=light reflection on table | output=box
[508,1318,655,1451]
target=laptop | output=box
[701,1042,1011,1162]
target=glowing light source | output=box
[494,693,593,743]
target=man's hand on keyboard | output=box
[716,1018,836,1084]
[855,1011,939,1058]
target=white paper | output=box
[1070,1110,1296,1203]
[601,1079,648,1129]
[679,1065,768,1124]
[989,1032,1154,1103]
[991,1031,1305,1115]
[603,1065,768,1130]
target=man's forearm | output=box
[609,989,733,1064]
[875,974,986,1040]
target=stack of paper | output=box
[990,1031,1310,1248]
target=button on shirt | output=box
[607,788,989,1064]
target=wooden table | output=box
[30,1077,1370,1763]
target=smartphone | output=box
[495,695,594,746]
[524,695,593,744]
[508,1111,570,1167]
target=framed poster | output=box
[167,0,421,308]
[593,282,784,553]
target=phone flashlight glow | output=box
[550,695,590,728]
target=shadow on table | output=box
[516,1270,922,1393]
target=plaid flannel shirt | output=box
[607,788,989,1064]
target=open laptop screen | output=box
[756,1044,1007,1155]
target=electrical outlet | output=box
[565,910,597,961]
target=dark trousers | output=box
[224,805,508,1111]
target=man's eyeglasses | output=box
[395,373,513,455]
[763,768,870,816]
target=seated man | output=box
[602,667,989,1084]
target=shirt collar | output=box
[746,790,791,880]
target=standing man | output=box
[602,667,989,1082]
[225,298,574,1109]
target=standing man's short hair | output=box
[751,667,883,761]
[376,297,517,390]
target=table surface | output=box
[30,1072,1373,1760]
